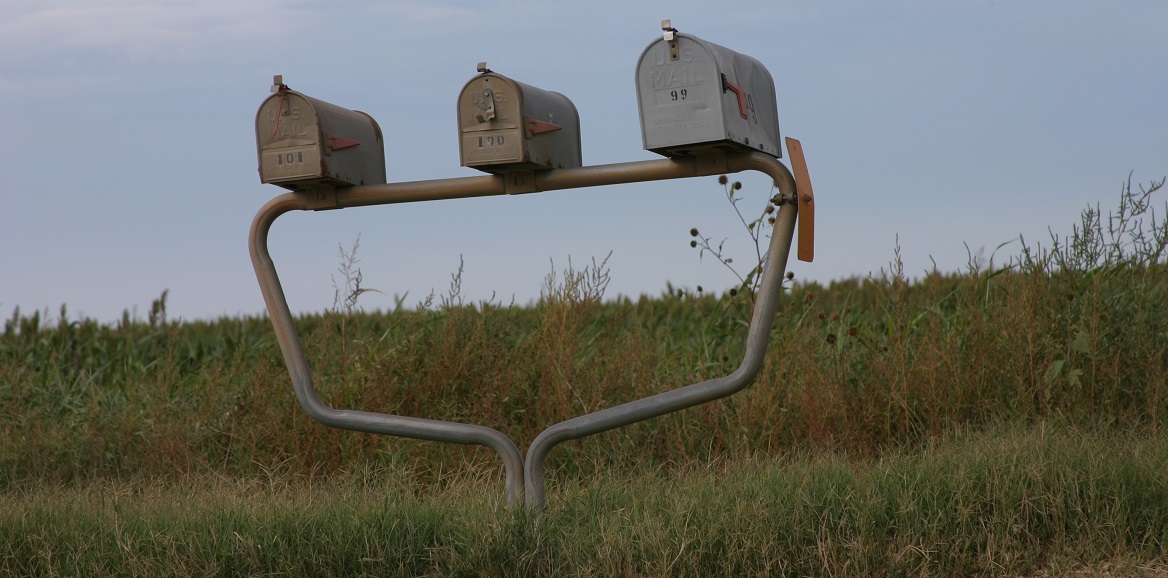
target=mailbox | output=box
[255,76,386,191]
[635,21,781,159]
[457,64,582,174]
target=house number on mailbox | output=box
[274,152,305,165]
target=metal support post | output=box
[248,151,800,507]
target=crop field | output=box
[1,176,1165,576]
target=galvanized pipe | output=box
[522,153,799,507]
[329,156,711,208]
[248,151,798,508]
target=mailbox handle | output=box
[721,74,749,120]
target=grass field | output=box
[2,424,1165,577]
[1,174,1165,576]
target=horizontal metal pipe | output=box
[532,157,704,191]
[333,174,505,208]
[329,156,705,208]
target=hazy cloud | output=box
[0,0,316,61]
[365,1,471,23]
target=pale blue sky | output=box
[1,0,1165,322]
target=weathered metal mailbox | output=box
[255,76,387,191]
[635,21,781,159]
[457,64,582,174]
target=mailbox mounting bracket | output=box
[692,150,729,177]
[503,170,538,194]
[304,186,339,211]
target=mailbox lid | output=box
[458,74,527,167]
[457,72,582,172]
[255,89,386,190]
[635,33,781,158]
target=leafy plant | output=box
[687,175,781,299]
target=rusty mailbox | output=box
[635,21,781,159]
[457,64,582,174]
[255,76,387,191]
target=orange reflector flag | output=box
[785,137,815,263]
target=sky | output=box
[1,0,1165,324]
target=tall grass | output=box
[1,176,1165,489]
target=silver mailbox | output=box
[635,22,781,158]
[457,65,582,174]
[255,76,386,191]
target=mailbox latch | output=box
[476,87,496,123]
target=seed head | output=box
[696,285,703,293]
[690,240,698,248]
[733,181,743,190]
[786,271,794,280]
[718,175,729,185]
[690,228,699,237]
[826,333,838,345]
[848,326,858,337]
[765,204,775,214]
[729,288,738,297]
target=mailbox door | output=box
[257,92,325,185]
[458,74,526,167]
[637,35,726,154]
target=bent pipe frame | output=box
[248,151,799,508]
[523,156,797,507]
